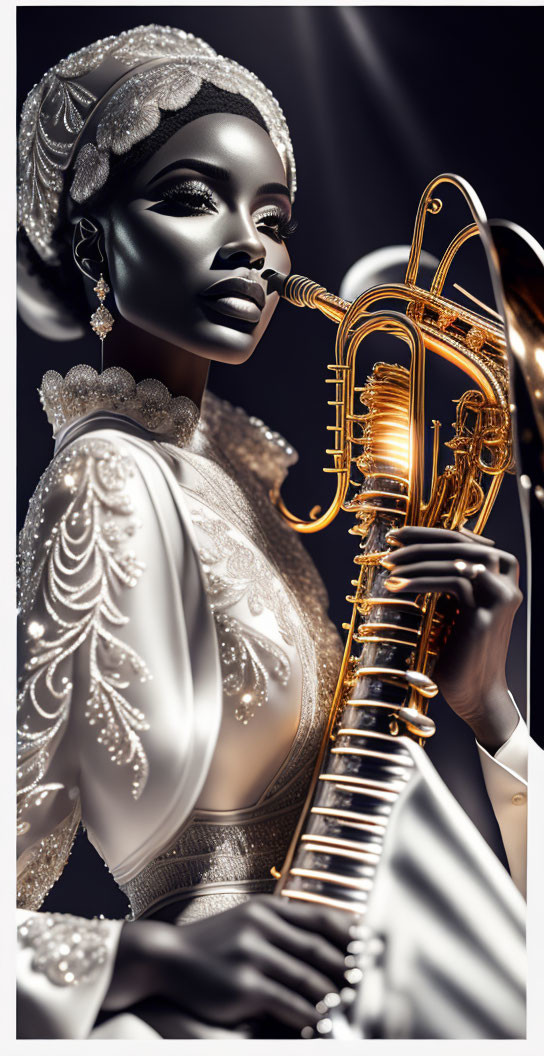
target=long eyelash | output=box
[276,215,298,240]
[159,179,216,209]
[257,212,299,241]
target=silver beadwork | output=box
[39,364,200,447]
[18,24,296,263]
[194,510,294,723]
[17,912,110,986]
[17,438,152,807]
[17,805,81,910]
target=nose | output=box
[216,212,266,272]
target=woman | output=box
[16,24,527,1040]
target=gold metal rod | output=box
[300,834,383,854]
[280,889,368,914]
[431,223,479,296]
[342,699,401,711]
[300,843,381,865]
[289,868,374,892]
[330,746,414,765]
[357,623,421,635]
[355,598,422,610]
[352,634,420,648]
[352,667,439,698]
[319,776,400,801]
[453,283,503,321]
[333,783,396,802]
[310,806,387,830]
[334,724,401,739]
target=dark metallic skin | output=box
[67,113,292,403]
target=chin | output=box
[180,313,270,364]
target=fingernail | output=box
[379,556,396,570]
[385,576,410,591]
[385,533,403,548]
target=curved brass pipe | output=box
[275,310,426,532]
[430,223,479,296]
[404,173,489,287]
[273,173,511,538]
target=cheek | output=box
[105,207,210,320]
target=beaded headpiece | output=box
[17,24,296,264]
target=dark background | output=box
[17,5,542,918]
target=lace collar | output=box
[39,363,298,489]
[39,364,200,447]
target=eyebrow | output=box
[146,158,290,198]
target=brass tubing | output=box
[275,174,512,912]
[405,173,489,288]
[431,223,479,296]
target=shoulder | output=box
[17,430,174,616]
[199,391,298,491]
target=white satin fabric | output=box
[476,697,529,896]
[16,391,529,1039]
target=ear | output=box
[72,217,110,284]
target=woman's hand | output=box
[101,895,351,1032]
[382,525,523,752]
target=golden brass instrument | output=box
[266,174,514,913]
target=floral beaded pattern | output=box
[194,511,295,723]
[17,437,152,828]
[17,912,110,987]
[17,804,81,911]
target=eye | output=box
[147,178,219,217]
[253,207,298,242]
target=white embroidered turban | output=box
[17,24,296,263]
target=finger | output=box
[382,543,502,572]
[255,907,346,986]
[257,975,321,1030]
[387,526,495,548]
[385,560,492,581]
[256,943,339,1006]
[469,567,523,609]
[385,573,475,606]
[266,898,352,952]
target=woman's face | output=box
[95,112,293,363]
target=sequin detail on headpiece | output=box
[18,24,296,263]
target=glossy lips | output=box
[199,277,266,323]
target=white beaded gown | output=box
[16,365,343,1037]
[16,365,528,1039]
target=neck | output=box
[102,317,210,408]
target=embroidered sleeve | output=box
[17,911,110,987]
[17,436,152,907]
[16,906,125,1038]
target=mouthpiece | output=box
[263,268,288,296]
[267,271,351,324]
